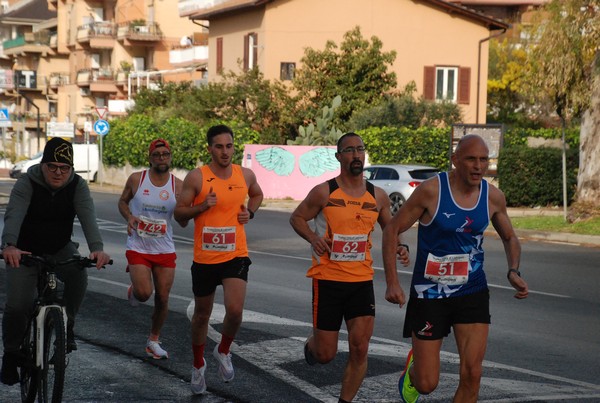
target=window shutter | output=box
[458,67,470,104]
[216,37,223,74]
[243,34,249,71]
[423,66,435,100]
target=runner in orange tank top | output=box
[175,125,263,394]
[290,132,410,403]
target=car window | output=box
[363,168,377,180]
[408,169,439,180]
[376,168,399,180]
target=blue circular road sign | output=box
[93,119,110,136]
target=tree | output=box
[527,0,600,209]
[578,53,600,206]
[292,26,397,131]
[487,39,534,126]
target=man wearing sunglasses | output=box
[1,137,111,385]
[118,138,186,360]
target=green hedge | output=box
[102,118,580,207]
[358,126,450,169]
[102,116,260,169]
[498,147,578,207]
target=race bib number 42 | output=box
[424,253,470,285]
[202,226,236,251]
[330,233,368,262]
[136,216,167,238]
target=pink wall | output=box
[242,144,340,200]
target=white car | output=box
[9,152,43,179]
[363,164,439,215]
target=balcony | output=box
[3,30,53,57]
[10,112,53,130]
[169,45,208,67]
[47,72,70,89]
[117,22,163,46]
[76,22,116,49]
[76,68,119,93]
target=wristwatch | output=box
[507,269,521,279]
[248,209,255,220]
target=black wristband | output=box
[507,269,521,279]
[399,243,410,253]
[248,209,255,219]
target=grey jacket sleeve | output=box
[73,178,104,253]
[1,176,33,246]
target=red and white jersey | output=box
[126,170,177,254]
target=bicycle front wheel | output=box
[20,322,39,403]
[39,308,66,403]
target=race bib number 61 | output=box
[424,253,470,285]
[202,226,236,251]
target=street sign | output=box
[0,107,11,127]
[46,121,75,138]
[95,107,108,120]
[93,119,110,136]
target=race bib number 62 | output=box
[424,253,470,285]
[330,233,368,262]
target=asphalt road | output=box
[0,180,599,402]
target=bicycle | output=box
[2,254,111,403]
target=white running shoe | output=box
[191,364,206,395]
[213,344,234,382]
[127,285,140,307]
[146,339,168,359]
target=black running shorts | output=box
[191,257,251,297]
[312,279,375,331]
[403,289,490,340]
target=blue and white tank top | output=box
[126,170,177,254]
[411,172,489,299]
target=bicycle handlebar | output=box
[1,254,113,268]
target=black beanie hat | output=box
[41,137,74,166]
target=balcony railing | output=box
[3,30,52,52]
[77,68,115,86]
[117,22,163,42]
[169,45,208,66]
[47,72,70,88]
[77,21,117,42]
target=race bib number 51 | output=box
[202,226,236,251]
[330,233,368,262]
[424,253,470,285]
[136,216,167,238]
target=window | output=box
[243,33,258,71]
[376,168,399,180]
[423,66,470,104]
[436,67,457,101]
[280,62,295,80]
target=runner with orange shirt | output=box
[289,132,410,403]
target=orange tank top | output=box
[307,179,379,282]
[193,165,249,264]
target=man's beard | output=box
[153,164,170,173]
[350,161,364,176]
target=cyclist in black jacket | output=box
[1,137,111,385]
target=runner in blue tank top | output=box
[381,135,529,403]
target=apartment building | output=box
[0,0,207,158]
